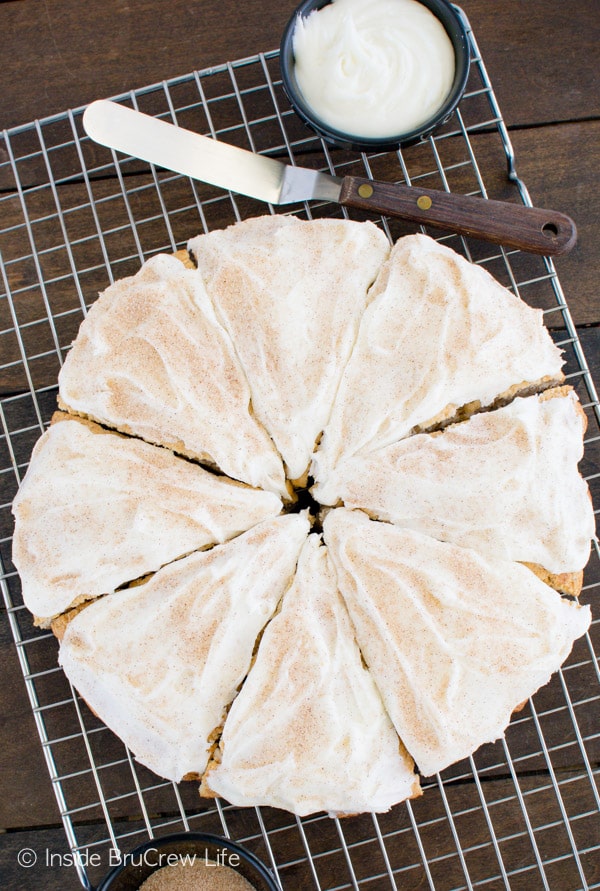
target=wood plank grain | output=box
[0,0,297,131]
[0,612,64,831]
[0,771,598,890]
[1,0,598,877]
[0,0,598,132]
[462,0,600,128]
[509,120,600,327]
[0,827,81,891]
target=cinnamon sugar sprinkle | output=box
[138,859,256,890]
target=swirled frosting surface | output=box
[293,0,456,138]
[59,514,310,782]
[317,390,594,573]
[189,215,389,482]
[325,509,591,776]
[11,219,594,817]
[58,254,287,497]
[12,417,282,622]
[312,234,564,487]
[206,534,420,815]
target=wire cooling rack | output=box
[1,8,599,890]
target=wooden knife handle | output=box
[339,176,577,256]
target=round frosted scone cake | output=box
[12,216,595,818]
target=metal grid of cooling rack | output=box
[1,8,599,890]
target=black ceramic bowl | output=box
[280,0,470,151]
[95,832,280,890]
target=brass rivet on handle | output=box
[417,195,433,210]
[358,183,374,199]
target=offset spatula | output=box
[83,100,576,256]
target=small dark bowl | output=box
[280,0,471,151]
[95,832,280,890]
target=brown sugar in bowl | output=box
[95,833,279,891]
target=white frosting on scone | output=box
[58,514,310,783]
[58,254,287,497]
[206,534,420,815]
[188,215,390,482]
[324,509,591,777]
[12,417,283,623]
[315,390,594,573]
[10,219,594,813]
[312,234,564,485]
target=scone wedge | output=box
[188,215,390,484]
[12,414,283,626]
[324,509,591,777]
[316,388,594,581]
[313,233,565,490]
[58,514,310,783]
[58,253,287,497]
[202,534,420,816]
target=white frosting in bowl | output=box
[292,0,456,139]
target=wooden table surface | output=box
[0,1,598,889]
